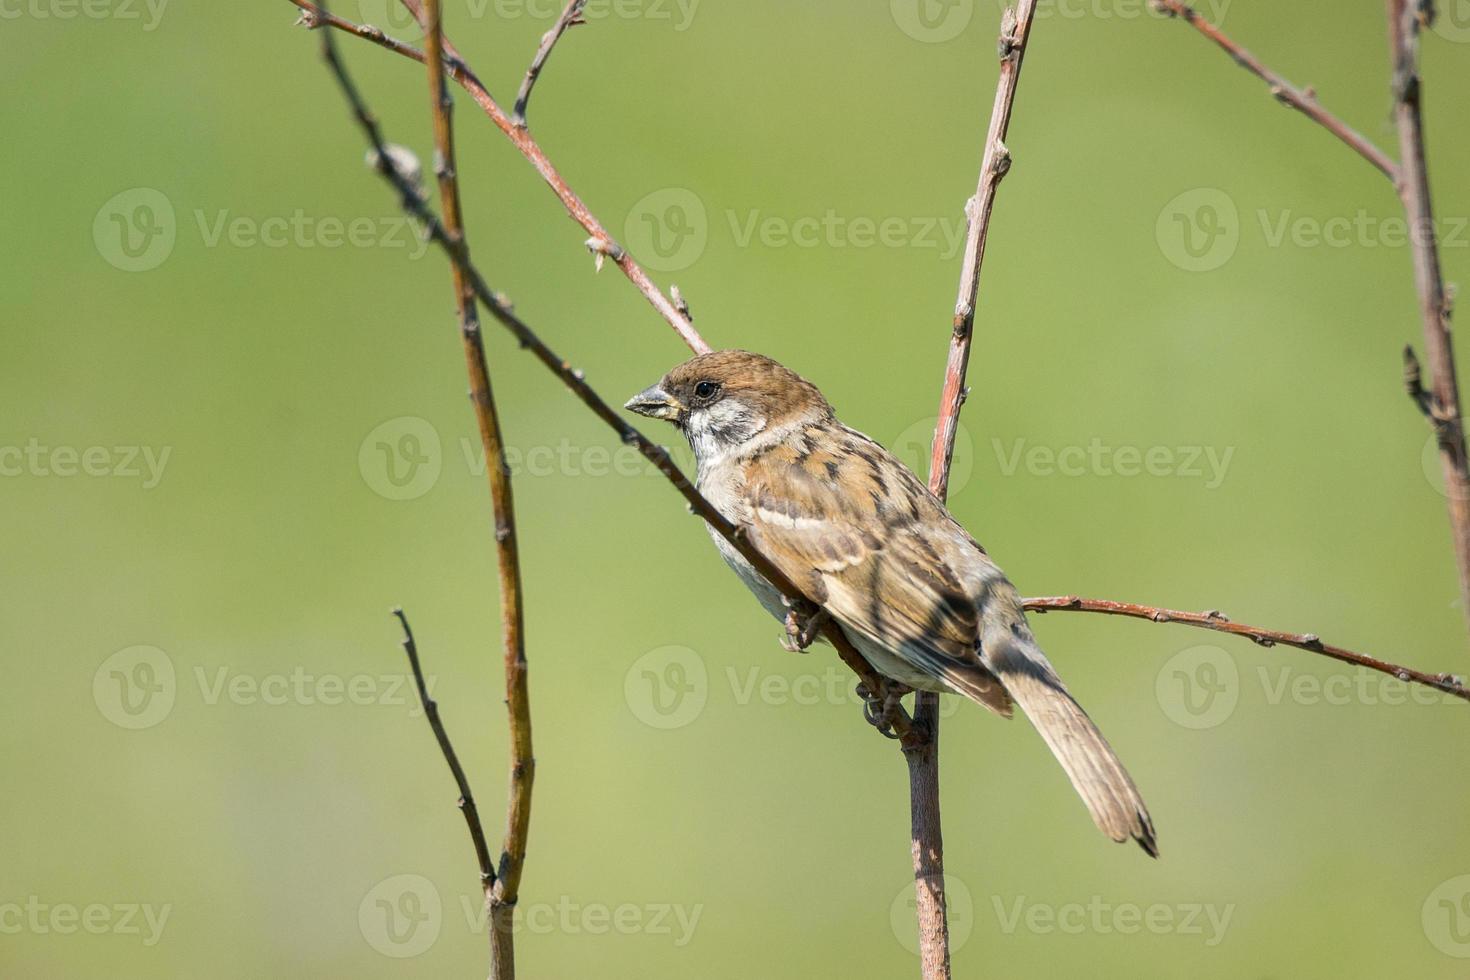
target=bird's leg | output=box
[780,598,828,653]
[856,679,912,739]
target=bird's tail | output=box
[977,622,1158,857]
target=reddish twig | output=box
[512,0,588,127]
[914,6,1042,977]
[1025,596,1469,701]
[393,608,498,886]
[1387,0,1470,635]
[420,1,534,974]
[287,0,708,355]
[301,34,906,738]
[928,1,1038,503]
[1150,0,1400,182]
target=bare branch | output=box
[1150,0,1400,182]
[914,5,1044,976]
[928,0,1038,503]
[286,0,709,355]
[1386,0,1470,635]
[1025,596,1469,701]
[300,35,907,739]
[419,1,534,974]
[513,0,588,127]
[394,608,498,886]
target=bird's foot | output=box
[780,603,828,653]
[856,680,911,739]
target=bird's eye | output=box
[693,380,721,402]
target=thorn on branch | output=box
[671,284,693,322]
[585,236,624,272]
[1404,344,1439,421]
[998,7,1020,60]
[991,140,1013,178]
[364,143,424,190]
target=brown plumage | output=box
[626,350,1157,856]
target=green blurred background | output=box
[5,1,1470,976]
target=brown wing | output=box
[741,423,1011,715]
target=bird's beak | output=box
[624,383,682,421]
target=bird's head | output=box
[625,350,832,459]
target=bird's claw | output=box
[780,604,828,653]
[856,681,906,739]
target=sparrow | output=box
[626,350,1157,856]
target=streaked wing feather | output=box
[741,425,1008,711]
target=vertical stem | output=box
[915,5,1040,976]
[1387,0,1470,635]
[903,693,949,980]
[929,0,1040,498]
[422,1,533,976]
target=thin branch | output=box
[1150,0,1400,183]
[928,1,1038,502]
[287,0,709,355]
[300,26,907,738]
[914,6,1043,977]
[394,608,498,885]
[1025,597,1469,701]
[1387,0,1470,636]
[421,0,534,974]
[512,0,588,128]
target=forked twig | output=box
[513,0,588,127]
[419,0,534,973]
[1386,0,1470,632]
[1150,0,1399,182]
[394,608,498,886]
[287,0,707,355]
